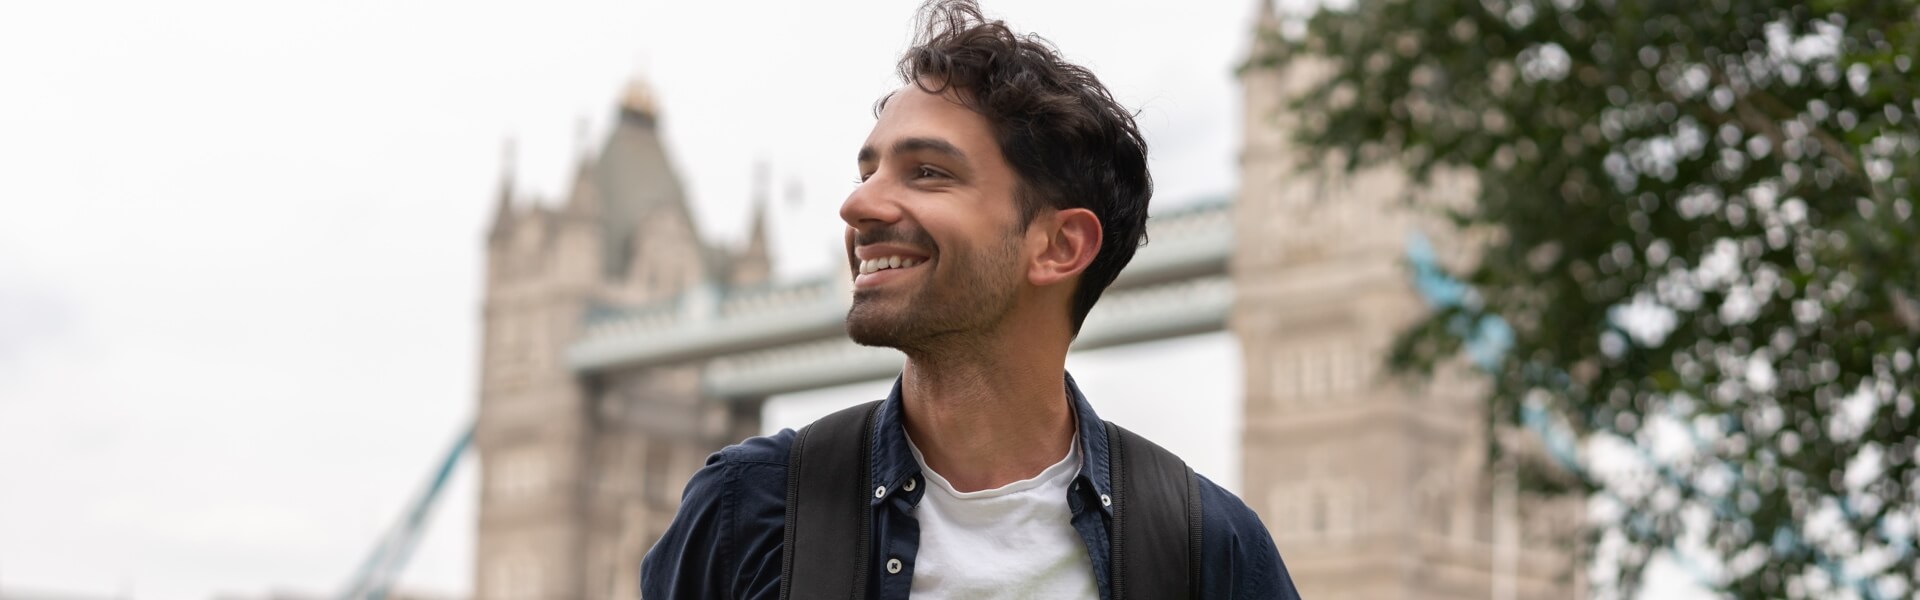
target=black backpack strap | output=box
[1105,420,1203,600]
[779,400,883,600]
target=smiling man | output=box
[640,1,1298,598]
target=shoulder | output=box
[683,428,797,518]
[672,428,797,521]
[641,429,796,600]
[1192,473,1266,547]
[714,427,797,467]
[1193,473,1302,600]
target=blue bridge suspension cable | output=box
[337,424,474,600]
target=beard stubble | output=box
[845,224,1024,354]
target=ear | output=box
[1028,208,1103,288]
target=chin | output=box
[846,302,913,349]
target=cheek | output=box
[910,200,1019,264]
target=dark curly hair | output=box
[884,0,1153,335]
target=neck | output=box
[899,323,1076,493]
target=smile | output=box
[857,255,924,274]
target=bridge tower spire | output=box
[473,83,767,600]
[489,137,516,241]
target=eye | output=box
[914,165,948,179]
[855,172,873,184]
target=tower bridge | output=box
[456,6,1583,600]
[565,198,1233,400]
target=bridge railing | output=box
[570,198,1234,375]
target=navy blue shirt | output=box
[641,373,1301,599]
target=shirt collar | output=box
[868,371,1113,511]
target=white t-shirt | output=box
[905,434,1098,599]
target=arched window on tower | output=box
[644,439,676,508]
[489,446,549,501]
[487,553,543,599]
[1311,490,1328,535]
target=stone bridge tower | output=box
[475,82,772,600]
[1230,2,1582,598]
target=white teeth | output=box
[858,256,922,275]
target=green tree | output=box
[1263,0,1920,597]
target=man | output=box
[642,1,1298,598]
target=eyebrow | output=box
[857,137,969,165]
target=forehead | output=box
[863,84,998,157]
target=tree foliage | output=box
[1266,0,1920,597]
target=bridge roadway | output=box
[566,199,1234,399]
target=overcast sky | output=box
[0,0,1262,597]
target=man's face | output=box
[841,84,1029,351]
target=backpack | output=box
[777,400,1202,599]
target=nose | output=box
[839,174,904,233]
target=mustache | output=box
[852,225,936,251]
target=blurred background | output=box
[0,0,1248,598]
[2,0,1914,599]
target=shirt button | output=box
[874,485,887,498]
[1100,494,1112,507]
[886,558,903,574]
[904,477,917,492]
